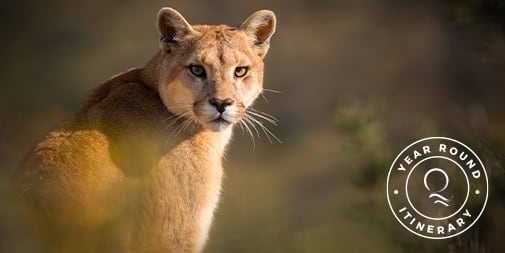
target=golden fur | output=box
[15,7,276,253]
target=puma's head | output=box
[155,7,276,132]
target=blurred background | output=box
[1,0,505,252]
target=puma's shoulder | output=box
[78,68,167,126]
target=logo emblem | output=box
[387,137,488,239]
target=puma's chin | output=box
[204,118,234,132]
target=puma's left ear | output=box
[239,10,276,58]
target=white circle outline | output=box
[386,137,488,240]
[405,156,469,221]
[423,168,449,192]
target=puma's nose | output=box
[209,97,234,113]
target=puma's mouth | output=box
[211,116,231,125]
[193,102,240,132]
[206,115,233,131]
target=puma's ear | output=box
[157,7,193,52]
[239,10,276,58]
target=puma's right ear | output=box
[240,10,277,58]
[157,7,193,52]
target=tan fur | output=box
[15,7,276,253]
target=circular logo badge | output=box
[387,137,488,239]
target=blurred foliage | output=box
[333,101,391,187]
[1,0,505,252]
[443,0,505,28]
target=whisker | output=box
[164,111,192,129]
[247,108,279,127]
[239,119,256,150]
[164,110,196,146]
[262,88,283,94]
[178,119,194,137]
[260,93,269,103]
[243,115,261,138]
[246,115,273,143]
[245,112,282,144]
[249,107,279,121]
[247,111,278,126]
[236,120,245,133]
[259,123,282,144]
[163,113,184,124]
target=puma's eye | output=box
[234,66,249,78]
[188,65,206,78]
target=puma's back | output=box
[15,7,276,253]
